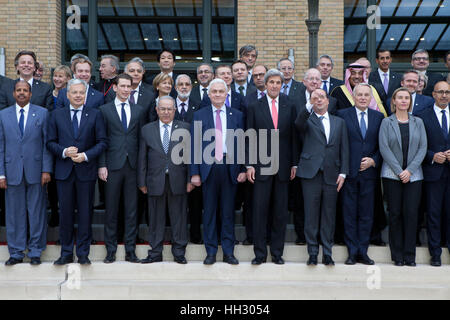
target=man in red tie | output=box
[246,69,300,265]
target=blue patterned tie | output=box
[442,110,448,138]
[72,109,79,137]
[121,103,127,131]
[360,111,367,139]
[18,109,24,137]
[163,124,169,154]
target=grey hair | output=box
[412,49,429,59]
[125,57,145,72]
[101,55,120,73]
[277,58,294,70]
[196,63,213,73]
[239,45,258,58]
[264,69,284,84]
[157,95,176,109]
[419,73,429,87]
[70,53,90,64]
[402,70,419,81]
[316,54,335,67]
[207,78,228,95]
[303,68,321,80]
[175,74,192,86]
[353,83,373,96]
[67,78,88,92]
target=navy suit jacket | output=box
[0,104,53,185]
[422,72,445,97]
[336,107,384,179]
[47,106,108,181]
[417,106,450,182]
[369,70,402,99]
[56,86,104,110]
[200,90,246,114]
[328,77,344,95]
[0,79,53,110]
[190,105,245,184]
[387,93,434,116]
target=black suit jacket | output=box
[98,101,146,171]
[369,70,402,99]
[0,78,53,110]
[200,90,247,115]
[290,83,338,115]
[0,75,11,91]
[190,84,208,107]
[246,94,300,181]
[286,79,303,100]
[422,72,445,97]
[329,77,344,94]
[174,98,200,124]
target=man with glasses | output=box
[190,63,214,106]
[411,49,445,97]
[277,58,302,99]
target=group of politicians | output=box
[0,45,449,268]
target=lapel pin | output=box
[85,113,88,117]
[32,113,35,117]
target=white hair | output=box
[67,78,87,92]
[207,78,228,95]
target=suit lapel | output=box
[8,107,22,139]
[310,112,327,142]
[23,105,37,139]
[328,114,336,144]
[260,98,274,130]
[390,116,402,150]
[350,108,363,140]
[152,121,165,154]
[128,103,138,132]
[77,106,89,138]
[64,107,75,139]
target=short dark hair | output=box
[14,80,32,92]
[14,50,38,75]
[231,60,248,70]
[215,64,232,76]
[239,45,258,58]
[157,48,175,62]
[114,73,133,85]
[376,49,391,59]
[445,50,450,62]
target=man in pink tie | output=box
[190,78,247,265]
[246,69,300,265]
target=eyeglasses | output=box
[280,67,293,71]
[198,70,212,74]
[158,107,175,112]
[253,73,265,78]
[434,90,450,95]
[413,57,429,61]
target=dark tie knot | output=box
[72,109,79,115]
[319,115,325,120]
[20,109,24,114]
[361,111,365,116]
[121,103,126,108]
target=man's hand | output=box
[290,167,297,180]
[0,178,7,189]
[41,173,51,186]
[445,150,450,161]
[139,186,148,194]
[237,172,247,183]
[71,153,86,163]
[191,175,201,187]
[65,146,78,158]
[187,183,195,193]
[336,175,345,192]
[398,169,411,184]
[98,167,108,182]
[360,157,375,171]
[246,167,255,184]
[434,151,448,164]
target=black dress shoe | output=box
[404,261,416,267]
[30,257,41,265]
[94,203,105,210]
[322,255,335,266]
[136,237,146,244]
[125,252,141,263]
[271,256,285,265]
[5,257,23,266]
[394,260,404,266]
[174,256,187,264]
[103,252,116,264]
[307,255,318,265]
[91,239,97,245]
[234,240,240,245]
[141,255,163,264]
[295,238,306,245]
[357,254,375,265]
[430,256,441,267]
[223,255,239,265]
[203,255,216,265]
[371,240,386,246]
[190,239,204,245]
[251,257,266,265]
[345,256,356,265]
[78,256,91,265]
[242,239,253,245]
[54,256,74,265]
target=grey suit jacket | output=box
[379,114,427,182]
[0,79,53,110]
[98,101,146,171]
[295,108,349,185]
[137,120,190,196]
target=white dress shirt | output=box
[282,79,292,96]
[200,85,208,100]
[257,89,267,99]
[266,95,279,119]
[20,77,33,88]
[62,105,88,161]
[378,68,390,82]
[305,90,313,113]
[411,92,417,113]
[177,97,189,114]
[355,107,368,131]
[212,104,227,153]
[322,77,330,93]
[314,111,330,143]
[114,97,131,128]
[159,120,173,145]
[434,104,450,132]
[16,103,30,132]
[131,82,141,103]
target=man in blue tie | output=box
[0,81,52,265]
[47,79,107,265]
[336,84,384,265]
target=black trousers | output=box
[188,185,203,242]
[104,162,138,253]
[383,178,422,263]
[289,177,305,241]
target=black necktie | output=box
[239,86,245,96]
[202,88,208,99]
[121,103,127,131]
[442,110,448,138]
[129,90,137,104]
[180,102,186,119]
[72,109,79,137]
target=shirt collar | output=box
[16,103,30,113]
[314,111,329,119]
[284,79,292,88]
[212,104,226,114]
[115,97,129,107]
[70,104,84,112]
[323,77,330,83]
[132,82,141,92]
[266,94,279,106]
[355,106,368,116]
[305,89,311,101]
[177,97,189,106]
[20,78,33,87]
[378,68,390,77]
[159,120,173,128]
[434,104,449,114]
[235,82,247,91]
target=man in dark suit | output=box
[244,64,267,106]
[143,48,178,97]
[139,96,192,264]
[191,78,247,265]
[98,74,146,264]
[336,84,384,265]
[0,51,53,110]
[246,69,299,265]
[56,58,104,109]
[231,60,255,97]
[174,74,203,244]
[316,54,344,95]
[190,64,214,107]
[93,55,119,96]
[200,65,246,114]
[296,88,349,266]
[387,70,434,116]
[239,45,258,85]
[0,81,52,265]
[417,81,450,267]
[369,50,402,99]
[47,79,108,265]
[277,58,303,100]
[411,49,445,97]
[0,75,11,90]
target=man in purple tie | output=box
[368,49,402,99]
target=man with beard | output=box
[369,50,402,99]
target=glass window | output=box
[397,24,427,51]
[65,0,89,60]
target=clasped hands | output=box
[65,146,86,163]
